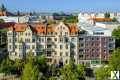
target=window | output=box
[15,38,17,42]
[54,52,57,55]
[55,32,57,35]
[19,45,22,49]
[60,52,63,56]
[79,55,83,58]
[60,32,62,35]
[15,45,17,48]
[96,37,99,40]
[28,33,31,36]
[66,52,68,56]
[32,45,35,49]
[9,38,12,43]
[25,39,30,43]
[54,38,57,41]
[55,45,57,48]
[60,37,63,42]
[109,44,113,48]
[9,45,12,49]
[60,45,63,49]
[79,38,84,41]
[54,59,57,64]
[20,32,23,35]
[109,38,113,41]
[65,60,68,64]
[42,38,44,42]
[25,33,27,36]
[79,49,84,52]
[66,44,68,49]
[8,33,12,36]
[26,45,30,49]
[65,37,69,42]
[65,32,68,35]
[80,43,84,47]
[96,49,99,52]
[71,38,75,41]
[47,58,52,62]
[32,38,35,42]
[91,38,94,40]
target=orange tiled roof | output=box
[14,23,28,32]
[69,24,79,33]
[92,18,112,22]
[9,23,78,34]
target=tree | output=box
[62,17,67,24]
[31,65,39,80]
[14,59,25,75]
[76,64,85,79]
[17,10,20,16]
[60,59,85,80]
[109,48,120,71]
[0,19,5,23]
[22,62,34,80]
[48,77,57,80]
[0,58,17,75]
[112,26,120,48]
[95,67,110,80]
[104,12,110,18]
[0,4,6,11]
[112,17,118,22]
[61,64,79,80]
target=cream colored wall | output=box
[7,22,78,65]
[53,22,70,65]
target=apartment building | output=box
[7,21,115,66]
[78,35,115,66]
[0,22,15,47]
[7,22,79,65]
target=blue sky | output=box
[0,0,120,12]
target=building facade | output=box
[7,22,115,66]
[7,22,79,65]
[78,35,115,66]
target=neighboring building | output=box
[78,13,116,67]
[7,22,79,65]
[78,35,115,67]
[0,22,15,47]
[0,16,29,23]
[0,11,6,16]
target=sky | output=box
[0,0,120,12]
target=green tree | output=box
[61,64,78,80]
[22,62,34,80]
[109,48,120,71]
[47,19,55,25]
[104,12,110,18]
[60,59,85,80]
[48,77,57,80]
[95,67,110,80]
[31,65,39,80]
[22,52,38,80]
[0,4,6,11]
[76,64,85,79]
[112,26,120,48]
[0,19,5,23]
[14,59,25,75]
[0,58,17,75]
[112,17,118,22]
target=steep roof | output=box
[8,22,79,34]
